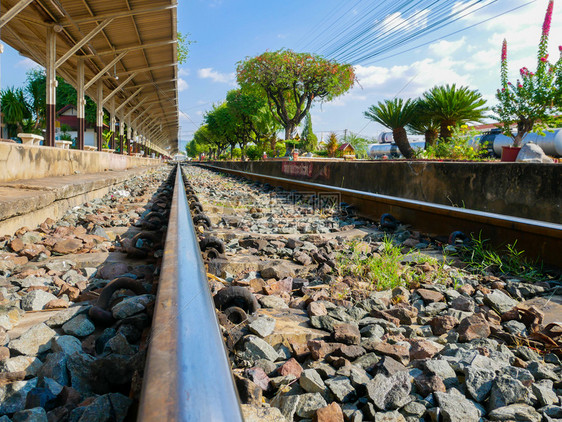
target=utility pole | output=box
[344,129,347,142]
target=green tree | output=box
[494,0,561,146]
[177,33,194,65]
[407,100,440,147]
[345,132,370,158]
[225,89,268,157]
[0,87,31,137]
[326,132,339,157]
[422,84,488,140]
[237,49,355,140]
[300,112,318,152]
[364,98,417,159]
[204,104,234,158]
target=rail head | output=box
[138,164,243,421]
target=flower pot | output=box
[501,146,522,162]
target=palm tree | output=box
[0,87,31,138]
[407,100,440,147]
[364,98,418,159]
[422,84,488,140]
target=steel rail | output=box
[138,164,243,421]
[199,164,562,267]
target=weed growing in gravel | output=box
[456,233,545,281]
[337,237,447,290]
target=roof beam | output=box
[60,4,176,26]
[115,87,143,114]
[84,51,128,91]
[80,39,177,58]
[0,0,35,29]
[102,72,138,105]
[55,18,114,68]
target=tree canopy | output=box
[236,50,355,140]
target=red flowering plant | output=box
[236,50,355,140]
[494,0,562,146]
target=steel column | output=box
[77,59,85,150]
[96,83,104,151]
[45,27,56,147]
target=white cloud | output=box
[381,9,430,33]
[354,57,471,99]
[197,67,236,85]
[179,68,190,77]
[178,78,189,92]
[15,57,39,70]
[429,37,466,56]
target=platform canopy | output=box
[1,0,179,153]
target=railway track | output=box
[0,163,561,421]
[198,164,562,268]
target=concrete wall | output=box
[206,160,562,224]
[0,141,161,182]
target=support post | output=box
[77,59,85,150]
[45,27,57,147]
[119,114,125,155]
[127,123,132,154]
[96,83,104,151]
[110,97,115,149]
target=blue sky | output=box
[1,0,561,151]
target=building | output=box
[56,105,100,147]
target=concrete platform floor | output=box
[0,166,164,236]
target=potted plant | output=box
[102,130,115,152]
[493,0,561,161]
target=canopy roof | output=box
[1,0,178,153]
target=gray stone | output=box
[325,376,356,402]
[0,378,38,414]
[526,361,559,381]
[450,296,475,312]
[532,380,558,407]
[45,305,89,327]
[37,352,69,386]
[258,295,288,309]
[402,401,426,417]
[489,375,530,410]
[360,324,385,339]
[299,369,326,393]
[434,391,481,422]
[21,290,58,311]
[484,290,518,314]
[375,411,406,422]
[295,392,327,418]
[349,365,371,390]
[62,270,87,285]
[516,142,554,163]
[112,294,154,319]
[104,333,136,355]
[503,320,527,336]
[366,371,412,411]
[310,315,340,332]
[15,276,52,288]
[248,316,276,338]
[66,352,96,394]
[424,359,458,388]
[52,335,82,355]
[498,366,534,387]
[1,356,42,376]
[488,404,541,421]
[273,395,300,421]
[240,335,279,363]
[9,323,56,355]
[12,407,47,422]
[241,404,288,422]
[45,260,75,273]
[62,314,95,337]
[539,405,562,418]
[464,366,495,402]
[73,393,132,422]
